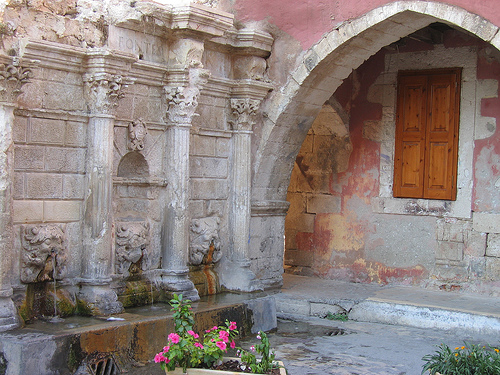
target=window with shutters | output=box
[393,68,461,201]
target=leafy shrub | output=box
[422,342,500,375]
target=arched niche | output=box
[117,151,150,178]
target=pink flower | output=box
[194,342,204,349]
[154,353,164,363]
[216,341,227,351]
[229,321,237,330]
[168,333,180,344]
[163,346,170,353]
[219,330,229,343]
[187,330,199,338]
[205,329,212,333]
[213,326,218,331]
[230,340,236,349]
[250,345,255,352]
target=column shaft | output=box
[81,115,114,281]
[0,103,19,331]
[231,130,252,260]
[162,124,191,272]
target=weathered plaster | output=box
[232,0,500,49]
[285,26,500,287]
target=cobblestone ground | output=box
[238,317,500,375]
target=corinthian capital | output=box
[229,98,261,132]
[163,68,209,125]
[84,73,132,115]
[0,59,33,103]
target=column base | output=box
[0,296,19,332]
[77,282,124,316]
[218,259,263,292]
[145,269,199,301]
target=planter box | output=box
[167,359,286,375]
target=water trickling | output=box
[150,282,160,310]
[49,253,64,323]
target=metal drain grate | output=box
[325,328,348,336]
[88,355,120,375]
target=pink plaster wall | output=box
[474,50,500,211]
[233,0,500,49]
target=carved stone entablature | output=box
[128,118,147,151]
[115,221,150,276]
[163,68,209,125]
[84,73,132,115]
[0,59,32,104]
[189,216,222,266]
[229,98,261,132]
[21,224,67,283]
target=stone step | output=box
[348,299,500,334]
[274,292,500,335]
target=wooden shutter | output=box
[393,69,460,200]
[394,74,427,198]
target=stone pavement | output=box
[243,274,500,375]
[241,315,500,375]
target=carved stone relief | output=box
[128,118,147,151]
[229,98,261,131]
[0,59,32,103]
[115,221,150,276]
[163,68,209,124]
[83,73,132,115]
[21,225,67,283]
[189,216,222,266]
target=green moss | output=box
[119,281,154,308]
[76,299,95,317]
[67,338,83,372]
[56,297,76,317]
[17,302,30,323]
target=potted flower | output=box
[154,294,286,374]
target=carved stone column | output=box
[0,57,31,331]
[220,98,263,291]
[158,68,208,300]
[79,70,132,314]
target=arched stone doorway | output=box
[251,1,500,291]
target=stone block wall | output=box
[12,72,87,287]
[0,0,277,328]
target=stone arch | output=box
[253,1,500,204]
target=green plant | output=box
[422,342,500,375]
[170,293,195,336]
[155,294,239,372]
[238,331,279,374]
[325,311,348,321]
